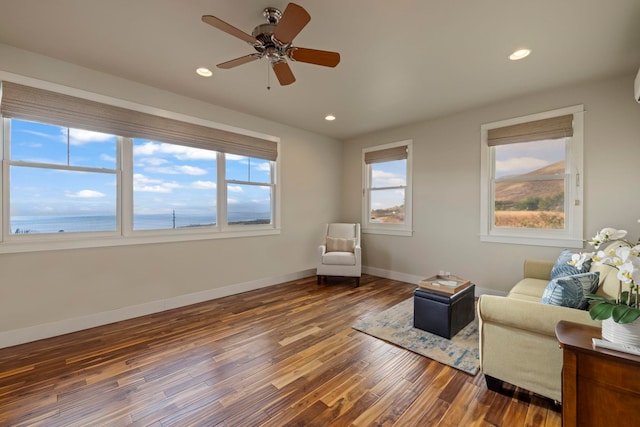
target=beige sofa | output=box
[477,258,619,402]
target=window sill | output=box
[362,227,413,237]
[480,233,584,248]
[0,228,281,254]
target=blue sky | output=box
[9,119,271,219]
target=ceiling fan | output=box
[202,3,340,86]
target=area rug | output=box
[352,298,480,375]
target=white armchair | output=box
[317,223,362,287]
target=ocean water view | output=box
[11,213,271,234]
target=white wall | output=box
[0,44,343,345]
[342,73,640,294]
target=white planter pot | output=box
[602,317,640,347]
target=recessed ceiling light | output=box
[196,67,213,77]
[509,48,531,61]
[325,114,336,121]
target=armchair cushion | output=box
[322,251,356,265]
[326,236,356,253]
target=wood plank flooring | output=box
[0,275,561,426]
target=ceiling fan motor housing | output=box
[252,22,289,64]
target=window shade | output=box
[364,145,408,164]
[487,114,573,146]
[0,81,277,161]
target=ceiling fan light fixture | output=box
[509,48,531,61]
[325,114,336,121]
[196,67,213,77]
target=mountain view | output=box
[494,160,565,229]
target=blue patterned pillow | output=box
[550,249,593,279]
[541,272,600,309]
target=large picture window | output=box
[362,140,412,236]
[480,105,584,247]
[0,80,279,252]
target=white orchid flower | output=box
[569,252,594,269]
[591,250,608,265]
[617,261,635,284]
[590,228,628,248]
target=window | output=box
[362,140,412,236]
[132,139,217,231]
[7,120,119,235]
[224,155,273,226]
[480,105,584,247]
[0,80,279,252]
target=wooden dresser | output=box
[556,320,640,427]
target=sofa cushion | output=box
[326,236,356,253]
[541,272,600,309]
[509,278,550,299]
[550,249,593,280]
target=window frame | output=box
[479,105,584,248]
[362,140,413,237]
[0,76,280,253]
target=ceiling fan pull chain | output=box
[266,59,271,91]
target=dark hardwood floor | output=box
[0,274,561,426]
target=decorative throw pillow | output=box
[550,249,593,280]
[541,272,600,309]
[326,236,356,253]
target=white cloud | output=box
[228,185,243,193]
[255,163,271,172]
[133,173,180,193]
[66,129,114,146]
[100,153,116,162]
[66,190,106,198]
[138,157,169,166]
[495,157,549,174]
[372,170,405,187]
[226,153,245,161]
[190,180,217,190]
[134,141,216,160]
[146,165,208,175]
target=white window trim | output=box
[362,140,413,237]
[0,72,281,254]
[480,105,584,248]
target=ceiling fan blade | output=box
[273,3,310,45]
[202,15,258,45]
[217,53,262,69]
[272,61,296,85]
[289,47,340,67]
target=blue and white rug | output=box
[352,297,480,375]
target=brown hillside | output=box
[495,160,564,202]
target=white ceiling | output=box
[0,0,639,140]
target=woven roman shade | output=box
[364,145,408,164]
[0,81,277,161]
[487,114,573,146]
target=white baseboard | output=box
[0,268,316,349]
[362,266,506,297]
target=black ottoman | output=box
[413,284,475,339]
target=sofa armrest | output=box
[478,295,599,337]
[523,259,554,280]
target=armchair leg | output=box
[355,277,360,287]
[317,275,321,284]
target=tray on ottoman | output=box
[413,283,475,339]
